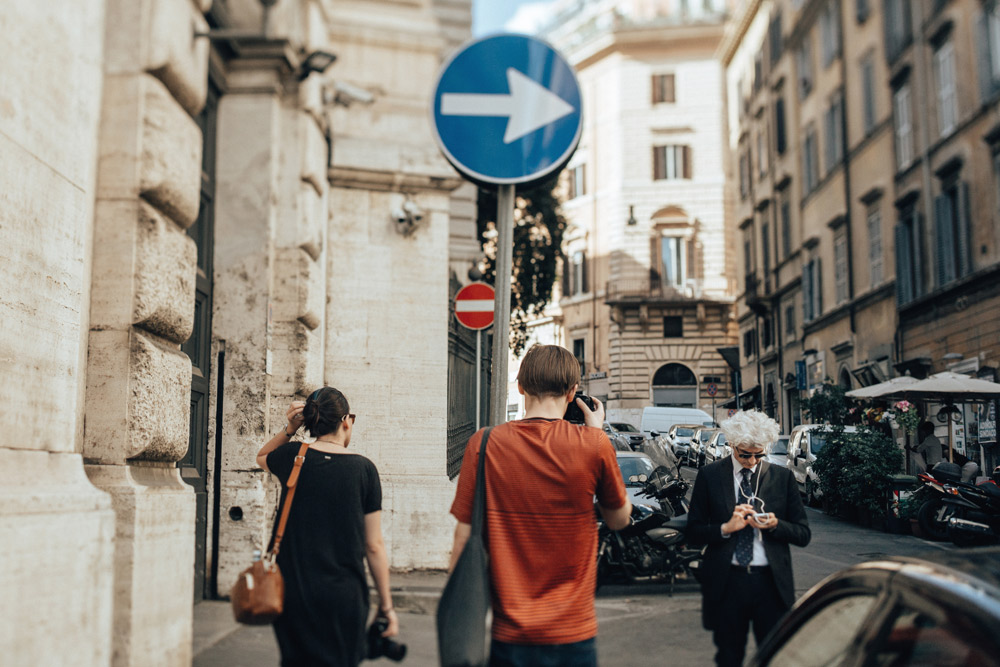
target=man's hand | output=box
[722,503,755,535]
[749,512,778,531]
[580,396,605,429]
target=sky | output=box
[472,0,555,36]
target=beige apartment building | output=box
[724,0,1000,469]
[1,0,474,664]
[540,0,738,427]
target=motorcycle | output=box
[596,466,702,593]
[917,462,1000,545]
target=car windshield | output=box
[700,431,713,442]
[617,456,655,486]
[811,435,828,453]
[612,422,639,433]
[772,438,788,455]
[675,428,694,437]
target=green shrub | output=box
[813,425,904,518]
[801,383,852,425]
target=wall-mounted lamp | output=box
[627,205,637,226]
[298,50,337,81]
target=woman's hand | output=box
[285,401,305,432]
[379,608,399,637]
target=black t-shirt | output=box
[266,442,382,666]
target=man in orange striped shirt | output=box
[449,344,632,666]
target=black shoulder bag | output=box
[436,426,494,667]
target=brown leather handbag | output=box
[231,442,309,625]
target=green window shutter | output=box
[956,181,973,277]
[895,224,913,305]
[803,260,814,322]
[814,258,823,317]
[934,194,957,287]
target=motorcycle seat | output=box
[646,527,685,546]
[931,461,963,484]
[978,481,1000,500]
[663,515,689,531]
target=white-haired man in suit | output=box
[687,410,811,667]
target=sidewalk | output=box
[193,570,447,666]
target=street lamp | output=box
[627,205,637,226]
[298,50,337,81]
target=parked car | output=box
[765,435,789,468]
[704,430,730,464]
[640,407,714,441]
[665,423,703,464]
[602,422,633,452]
[607,421,645,450]
[787,425,859,505]
[690,427,718,468]
[749,549,1000,666]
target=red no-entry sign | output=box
[455,282,495,330]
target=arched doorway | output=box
[839,367,852,390]
[651,363,697,407]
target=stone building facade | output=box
[1,0,471,664]
[538,0,738,427]
[724,0,1000,468]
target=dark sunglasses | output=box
[343,414,356,424]
[735,449,764,460]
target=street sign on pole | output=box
[707,383,718,397]
[454,282,495,330]
[431,34,583,187]
[432,34,582,425]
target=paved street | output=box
[195,491,955,667]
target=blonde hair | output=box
[721,410,780,451]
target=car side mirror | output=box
[638,474,648,483]
[628,475,638,483]
[650,431,660,438]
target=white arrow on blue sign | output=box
[431,34,583,186]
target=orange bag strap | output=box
[271,441,310,557]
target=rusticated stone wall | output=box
[82,0,209,664]
[0,0,115,665]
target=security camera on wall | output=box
[391,200,426,236]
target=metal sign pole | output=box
[475,329,481,431]
[490,184,515,425]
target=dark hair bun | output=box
[303,387,350,438]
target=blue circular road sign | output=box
[431,34,583,186]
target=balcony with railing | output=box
[605,274,704,305]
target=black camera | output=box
[367,616,406,662]
[563,392,596,424]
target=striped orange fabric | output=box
[450,418,627,644]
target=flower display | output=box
[893,400,921,434]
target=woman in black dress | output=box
[256,386,398,666]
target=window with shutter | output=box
[762,220,771,279]
[770,13,783,66]
[834,230,848,304]
[820,1,841,67]
[895,223,913,305]
[934,194,957,287]
[862,56,876,135]
[780,189,792,258]
[956,181,972,277]
[803,260,814,322]
[797,37,814,99]
[654,146,665,180]
[683,145,693,179]
[814,258,823,316]
[934,41,957,136]
[824,94,844,171]
[776,97,787,154]
[893,84,913,168]
[868,204,883,287]
[652,74,676,104]
[857,0,870,23]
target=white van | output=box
[640,407,715,439]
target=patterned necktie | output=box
[736,468,754,567]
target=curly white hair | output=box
[721,410,780,451]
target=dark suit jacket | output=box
[687,457,810,628]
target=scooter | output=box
[944,467,1000,547]
[917,462,1000,545]
[595,467,702,593]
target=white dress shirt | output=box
[726,455,769,566]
